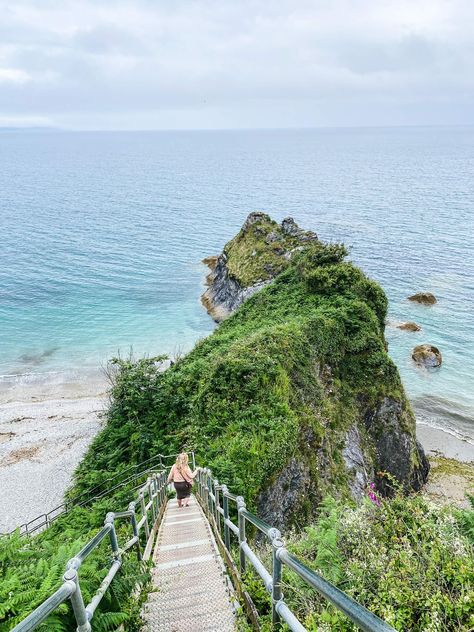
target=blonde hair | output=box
[176,452,189,475]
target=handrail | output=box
[195,467,396,632]
[10,468,169,632]
[5,451,194,537]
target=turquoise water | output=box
[0,127,473,441]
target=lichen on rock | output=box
[201,212,317,321]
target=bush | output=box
[283,494,474,631]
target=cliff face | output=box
[85,212,429,533]
[199,212,428,529]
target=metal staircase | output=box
[8,457,396,632]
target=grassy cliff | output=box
[78,213,428,529]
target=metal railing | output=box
[11,468,169,632]
[6,451,195,537]
[195,468,396,632]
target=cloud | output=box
[0,0,473,128]
[0,67,31,83]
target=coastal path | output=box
[141,496,236,631]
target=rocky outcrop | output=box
[257,458,311,531]
[201,252,272,322]
[195,212,430,531]
[412,344,442,368]
[397,321,422,332]
[201,212,318,322]
[408,292,437,305]
[365,397,429,495]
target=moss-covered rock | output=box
[397,321,422,331]
[201,212,317,321]
[408,292,437,305]
[81,213,429,531]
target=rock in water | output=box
[412,344,442,368]
[397,321,422,331]
[408,292,437,305]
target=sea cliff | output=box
[82,212,429,531]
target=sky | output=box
[0,0,473,130]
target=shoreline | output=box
[0,377,472,532]
[416,422,474,463]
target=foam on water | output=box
[0,127,473,444]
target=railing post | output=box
[271,531,284,630]
[63,568,91,632]
[105,512,119,557]
[206,469,212,515]
[160,471,166,507]
[152,474,159,516]
[191,451,196,470]
[222,485,230,551]
[197,469,202,502]
[148,478,156,524]
[214,480,221,533]
[128,501,142,561]
[140,492,150,540]
[237,496,246,574]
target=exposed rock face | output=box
[343,425,370,501]
[365,397,429,495]
[257,458,311,531]
[201,213,318,322]
[412,344,442,368]
[201,253,272,322]
[397,321,422,332]
[408,292,437,305]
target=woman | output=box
[167,452,197,508]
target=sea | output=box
[0,127,473,446]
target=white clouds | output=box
[0,67,31,83]
[0,0,472,128]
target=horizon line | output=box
[1,122,474,133]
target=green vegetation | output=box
[242,493,474,632]
[0,214,471,630]
[223,213,315,286]
[78,234,415,516]
[0,493,148,631]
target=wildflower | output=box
[367,482,381,506]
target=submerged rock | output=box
[408,292,437,305]
[412,344,442,368]
[397,321,422,332]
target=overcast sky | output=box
[0,0,473,130]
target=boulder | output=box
[408,292,437,305]
[412,344,442,368]
[397,321,422,332]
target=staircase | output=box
[9,461,397,632]
[142,497,235,631]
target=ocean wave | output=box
[413,394,474,444]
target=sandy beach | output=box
[0,389,106,533]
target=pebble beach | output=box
[0,387,105,533]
